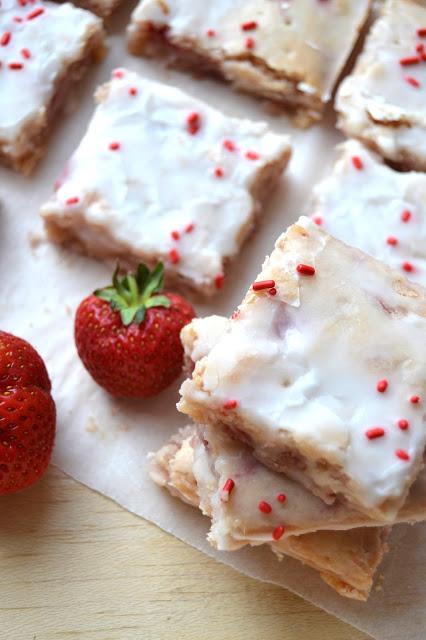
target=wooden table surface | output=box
[0,467,371,640]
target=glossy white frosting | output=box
[336,0,426,168]
[179,217,426,518]
[41,70,291,292]
[0,0,101,154]
[311,140,426,287]
[130,0,370,102]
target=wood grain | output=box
[0,467,371,640]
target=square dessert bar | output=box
[179,217,426,520]
[151,426,390,601]
[128,0,371,126]
[180,316,426,533]
[0,0,105,175]
[41,71,291,296]
[336,0,426,171]
[310,140,426,287]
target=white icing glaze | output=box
[130,0,370,102]
[179,217,426,518]
[311,140,426,288]
[336,0,426,168]
[41,70,291,292]
[0,0,101,154]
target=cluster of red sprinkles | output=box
[0,3,46,72]
[398,26,426,88]
[364,379,420,461]
[181,113,261,185]
[205,19,259,50]
[382,208,418,273]
[219,474,287,540]
[166,221,195,266]
[252,279,276,296]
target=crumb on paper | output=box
[86,417,98,433]
[28,232,44,249]
[65,304,72,316]
[375,573,385,592]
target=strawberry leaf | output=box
[145,295,171,309]
[94,262,170,327]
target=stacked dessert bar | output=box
[151,217,426,600]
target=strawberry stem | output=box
[95,263,171,326]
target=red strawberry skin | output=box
[75,293,196,397]
[0,331,56,495]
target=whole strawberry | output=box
[75,263,196,397]
[0,331,56,495]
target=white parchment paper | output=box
[1,7,425,639]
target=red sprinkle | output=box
[405,75,421,88]
[313,216,323,226]
[206,28,216,38]
[170,230,180,241]
[253,279,275,292]
[272,525,285,541]
[352,155,364,170]
[417,28,426,37]
[113,69,125,78]
[223,139,236,152]
[65,197,79,206]
[258,500,272,514]
[400,55,420,66]
[402,261,414,273]
[187,112,201,135]
[296,264,316,276]
[21,48,31,59]
[215,273,225,289]
[241,21,258,31]
[277,493,286,503]
[245,37,255,50]
[214,167,224,178]
[376,379,388,393]
[268,287,277,296]
[416,43,425,53]
[245,150,259,161]
[168,248,180,264]
[395,449,410,461]
[13,16,23,23]
[26,6,44,19]
[365,427,385,440]
[185,222,194,233]
[224,399,238,410]
[410,395,420,404]
[231,309,240,320]
[8,62,23,70]
[108,141,120,151]
[1,32,11,46]
[386,236,398,246]
[221,478,235,501]
[398,419,409,431]
[401,209,412,222]
[128,87,138,96]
